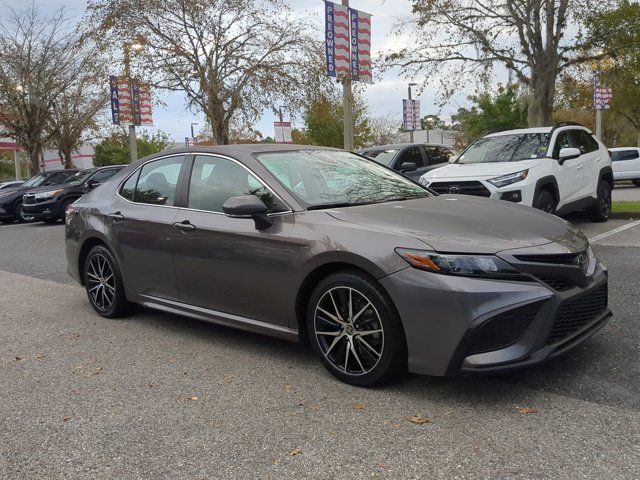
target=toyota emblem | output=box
[448,185,461,194]
[575,252,589,274]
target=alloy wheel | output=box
[86,253,116,311]
[600,187,611,218]
[18,205,35,222]
[314,286,384,375]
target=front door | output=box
[551,130,582,207]
[107,155,186,300]
[172,154,294,326]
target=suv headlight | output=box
[34,189,63,199]
[396,248,528,280]
[418,176,430,187]
[488,170,528,188]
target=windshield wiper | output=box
[307,201,373,210]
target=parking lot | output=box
[1,216,639,479]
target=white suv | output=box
[419,124,614,222]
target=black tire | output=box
[588,180,612,222]
[633,179,640,187]
[15,200,36,223]
[306,270,407,387]
[83,245,135,318]
[533,190,557,215]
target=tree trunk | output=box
[63,149,74,169]
[527,68,557,127]
[27,143,42,174]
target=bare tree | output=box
[369,113,401,146]
[88,0,310,145]
[384,0,607,126]
[0,6,97,172]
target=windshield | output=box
[361,149,397,167]
[62,170,94,185]
[257,149,431,209]
[22,173,47,188]
[458,133,550,164]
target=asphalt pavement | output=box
[0,217,639,479]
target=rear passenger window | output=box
[610,150,640,161]
[120,156,184,205]
[187,155,287,214]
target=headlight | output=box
[418,177,430,187]
[396,248,527,280]
[34,189,63,199]
[488,170,528,188]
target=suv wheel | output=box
[307,271,406,386]
[533,190,556,214]
[15,200,36,223]
[588,180,612,222]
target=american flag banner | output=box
[136,81,153,126]
[349,8,372,83]
[403,99,420,131]
[115,76,134,125]
[325,1,350,77]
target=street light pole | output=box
[342,0,354,151]
[124,43,140,163]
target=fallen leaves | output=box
[34,354,45,360]
[289,448,302,457]
[189,396,199,401]
[517,407,538,414]
[14,356,23,361]
[407,414,429,425]
[63,416,71,422]
[354,403,366,410]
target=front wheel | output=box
[307,271,406,386]
[15,200,36,223]
[588,180,612,222]
[84,245,135,318]
[533,190,557,215]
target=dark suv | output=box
[356,143,454,181]
[23,166,124,223]
[0,170,78,223]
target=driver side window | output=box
[396,147,424,169]
[553,132,572,159]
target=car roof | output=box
[358,143,451,151]
[486,125,595,138]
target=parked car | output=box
[65,145,610,386]
[419,123,614,222]
[608,147,640,185]
[0,169,77,223]
[0,180,24,190]
[356,143,453,180]
[22,165,125,223]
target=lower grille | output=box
[467,301,544,355]
[429,181,491,197]
[536,276,576,292]
[546,284,608,344]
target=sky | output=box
[3,0,483,141]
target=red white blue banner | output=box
[109,76,153,126]
[403,99,420,131]
[349,8,372,83]
[324,1,350,77]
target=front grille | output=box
[467,301,545,355]
[536,276,577,292]
[428,181,491,197]
[546,284,608,345]
[515,252,583,265]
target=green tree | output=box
[451,85,527,147]
[419,115,451,131]
[93,129,171,166]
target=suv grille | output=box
[428,181,491,197]
[467,301,544,355]
[546,284,608,345]
[536,276,577,292]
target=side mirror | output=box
[448,155,459,164]
[86,179,101,190]
[222,195,273,230]
[399,161,417,173]
[558,147,581,164]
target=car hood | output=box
[422,159,543,181]
[327,195,587,254]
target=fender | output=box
[597,166,614,188]
[533,175,559,203]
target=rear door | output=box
[612,149,640,179]
[106,155,187,300]
[171,154,294,326]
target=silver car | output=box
[65,145,611,386]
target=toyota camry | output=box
[65,145,611,386]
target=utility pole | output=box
[190,123,198,139]
[408,83,417,143]
[124,42,143,163]
[342,0,354,151]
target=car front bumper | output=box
[22,198,63,220]
[424,177,537,207]
[380,257,610,377]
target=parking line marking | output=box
[589,219,640,243]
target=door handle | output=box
[576,165,584,170]
[108,212,124,221]
[173,220,196,232]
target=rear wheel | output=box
[83,245,135,318]
[15,200,36,223]
[307,271,406,386]
[588,180,612,222]
[533,190,556,215]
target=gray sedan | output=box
[65,145,611,386]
